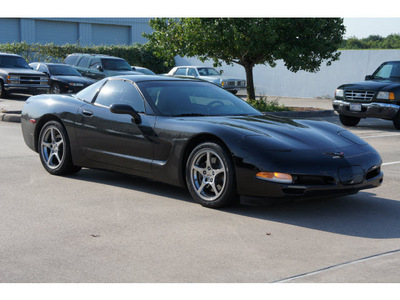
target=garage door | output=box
[0,19,20,43]
[92,24,129,45]
[35,20,78,45]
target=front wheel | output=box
[339,114,361,127]
[38,121,81,175]
[0,80,7,98]
[186,142,237,208]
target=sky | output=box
[344,18,400,39]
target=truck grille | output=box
[8,74,48,85]
[345,90,375,101]
[224,80,246,87]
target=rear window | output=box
[64,55,80,66]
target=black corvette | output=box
[21,75,383,208]
[29,62,95,94]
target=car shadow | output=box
[66,168,400,240]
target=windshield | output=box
[137,80,262,117]
[0,55,30,69]
[372,62,400,80]
[101,58,132,71]
[48,65,82,76]
[197,67,220,76]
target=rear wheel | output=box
[186,142,237,208]
[38,120,81,175]
[339,114,361,127]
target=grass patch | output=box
[246,96,290,112]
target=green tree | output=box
[144,18,345,100]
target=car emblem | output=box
[324,152,345,158]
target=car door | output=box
[75,78,155,173]
[87,58,105,80]
[74,56,91,77]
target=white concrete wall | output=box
[175,50,400,98]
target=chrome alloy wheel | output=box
[40,125,65,170]
[190,149,226,201]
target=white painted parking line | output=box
[382,161,400,166]
[360,133,400,139]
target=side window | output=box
[89,58,101,69]
[37,64,48,73]
[187,68,197,76]
[77,56,90,68]
[175,68,187,76]
[76,79,107,103]
[95,80,145,113]
[30,63,38,70]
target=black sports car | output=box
[21,75,383,208]
[29,62,95,94]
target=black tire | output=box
[393,112,400,130]
[185,142,237,208]
[339,114,361,127]
[0,80,7,98]
[50,83,61,94]
[38,120,81,175]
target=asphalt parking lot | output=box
[0,96,400,283]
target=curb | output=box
[0,111,22,123]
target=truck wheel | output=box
[0,80,7,98]
[393,112,400,130]
[339,114,360,127]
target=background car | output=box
[0,53,49,98]
[333,60,400,129]
[29,62,96,94]
[131,66,156,75]
[21,75,383,208]
[167,66,246,94]
[64,53,142,80]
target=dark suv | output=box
[333,61,400,129]
[0,53,49,98]
[64,53,141,80]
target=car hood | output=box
[199,75,244,82]
[185,115,362,151]
[0,68,46,75]
[339,80,400,91]
[51,75,95,84]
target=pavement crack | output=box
[273,248,400,283]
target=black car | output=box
[21,76,383,208]
[333,61,400,129]
[29,63,95,94]
[64,53,142,80]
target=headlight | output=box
[335,89,344,98]
[377,91,395,100]
[256,172,293,184]
[6,75,19,84]
[69,83,84,87]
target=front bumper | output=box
[5,83,50,95]
[333,99,400,120]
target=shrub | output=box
[0,42,173,74]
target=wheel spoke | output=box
[41,141,52,149]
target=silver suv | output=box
[0,53,49,98]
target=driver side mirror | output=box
[365,75,373,80]
[110,104,142,124]
[97,65,104,72]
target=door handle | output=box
[82,109,94,117]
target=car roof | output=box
[30,62,72,66]
[174,66,215,68]
[0,52,23,57]
[67,53,123,59]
